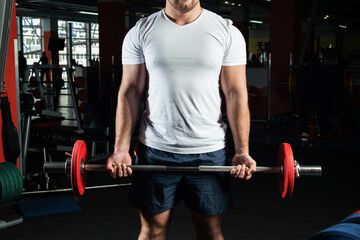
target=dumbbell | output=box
[43,141,322,197]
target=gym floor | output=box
[1,123,359,240]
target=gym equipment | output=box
[32,88,40,99]
[310,223,360,240]
[340,212,360,224]
[288,71,297,95]
[77,89,87,101]
[83,115,92,126]
[19,93,34,112]
[0,162,23,204]
[74,77,86,88]
[278,143,294,198]
[29,77,37,87]
[1,93,20,164]
[0,215,23,230]
[310,211,360,240]
[34,100,42,111]
[43,140,322,197]
[17,197,81,218]
[79,102,92,114]
[29,127,109,147]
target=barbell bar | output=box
[46,162,320,175]
[43,140,322,198]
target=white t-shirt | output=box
[122,9,246,154]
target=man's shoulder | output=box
[203,9,233,27]
[201,9,236,39]
[134,10,162,31]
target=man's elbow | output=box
[225,87,248,103]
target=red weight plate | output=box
[278,143,295,198]
[71,140,88,195]
[33,89,40,99]
[83,115,92,126]
[77,141,88,195]
[80,102,87,114]
[77,90,88,101]
[74,77,86,88]
[70,141,79,195]
[34,101,42,111]
[30,77,37,87]
[351,210,360,216]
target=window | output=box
[71,21,88,66]
[18,16,43,64]
[58,20,69,65]
[91,23,99,60]
[17,17,99,67]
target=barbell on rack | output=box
[43,140,322,198]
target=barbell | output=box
[43,140,322,198]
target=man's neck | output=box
[164,3,203,26]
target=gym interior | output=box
[1,0,360,239]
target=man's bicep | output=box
[121,63,147,95]
[220,65,247,98]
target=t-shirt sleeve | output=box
[222,25,247,66]
[122,25,145,65]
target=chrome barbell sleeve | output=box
[297,165,322,176]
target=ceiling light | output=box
[250,20,263,24]
[225,1,229,4]
[238,4,241,6]
[79,11,98,16]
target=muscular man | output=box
[106,1,256,239]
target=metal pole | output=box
[22,183,131,195]
[66,67,82,130]
[21,114,31,175]
[87,22,91,64]
[43,162,322,176]
[0,0,14,93]
[17,16,24,53]
[67,22,73,68]
[14,40,24,175]
[267,53,271,120]
[298,0,319,66]
[85,164,282,173]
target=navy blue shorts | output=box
[128,142,233,216]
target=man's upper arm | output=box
[222,25,247,66]
[220,65,247,100]
[121,21,146,95]
[121,64,147,97]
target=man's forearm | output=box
[225,91,250,155]
[114,87,142,153]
